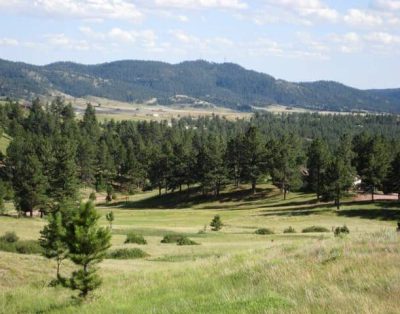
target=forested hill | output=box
[1,58,400,113]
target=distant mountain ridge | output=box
[0,58,399,113]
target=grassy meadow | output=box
[1,185,399,313]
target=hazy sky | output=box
[0,0,399,89]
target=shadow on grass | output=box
[337,208,400,221]
[102,187,275,210]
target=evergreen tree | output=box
[50,136,79,203]
[385,153,400,200]
[64,201,111,298]
[39,207,68,280]
[269,134,304,200]
[240,126,267,194]
[360,137,390,201]
[322,135,355,209]
[306,138,331,201]
[7,137,48,217]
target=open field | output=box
[1,185,400,313]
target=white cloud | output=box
[364,32,400,45]
[80,26,157,48]
[0,38,19,46]
[45,33,92,51]
[154,0,247,10]
[0,0,143,21]
[373,0,400,11]
[267,0,339,22]
[344,9,383,27]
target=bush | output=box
[107,248,149,259]
[177,237,199,246]
[0,231,19,243]
[112,193,118,200]
[0,238,43,254]
[210,215,222,231]
[125,233,147,245]
[89,192,96,201]
[283,226,296,233]
[161,234,184,244]
[15,240,43,254]
[302,226,330,233]
[334,225,350,237]
[255,228,274,235]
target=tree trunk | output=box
[30,209,33,217]
[158,186,162,196]
[251,180,256,194]
[284,188,287,200]
[371,186,375,202]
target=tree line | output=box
[0,98,399,217]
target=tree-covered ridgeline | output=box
[1,98,400,215]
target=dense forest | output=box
[1,58,400,113]
[0,97,400,217]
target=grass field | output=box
[1,185,399,313]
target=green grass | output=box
[0,184,399,313]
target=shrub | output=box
[15,240,43,254]
[334,225,350,237]
[255,228,274,235]
[177,237,199,246]
[0,231,19,243]
[210,215,222,231]
[283,226,296,234]
[89,192,96,201]
[0,240,15,253]
[302,226,330,233]
[125,233,147,245]
[161,234,184,244]
[107,248,149,259]
[112,193,117,200]
[0,238,43,255]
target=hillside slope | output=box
[1,58,399,112]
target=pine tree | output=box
[210,215,222,231]
[322,135,355,209]
[385,153,400,200]
[361,137,390,201]
[64,201,111,298]
[51,136,79,203]
[240,126,267,194]
[7,137,48,217]
[306,138,331,201]
[269,134,304,200]
[39,207,68,280]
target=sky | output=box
[0,0,399,89]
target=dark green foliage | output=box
[177,237,199,246]
[39,208,68,279]
[105,211,114,229]
[125,233,147,245]
[107,248,149,259]
[0,231,19,243]
[334,225,350,237]
[283,226,296,234]
[321,135,356,208]
[1,58,400,112]
[302,226,330,233]
[15,240,43,254]
[0,232,43,254]
[255,228,274,235]
[240,126,267,193]
[269,133,304,200]
[161,234,185,244]
[64,201,111,298]
[210,215,223,231]
[89,192,96,201]
[306,138,331,200]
